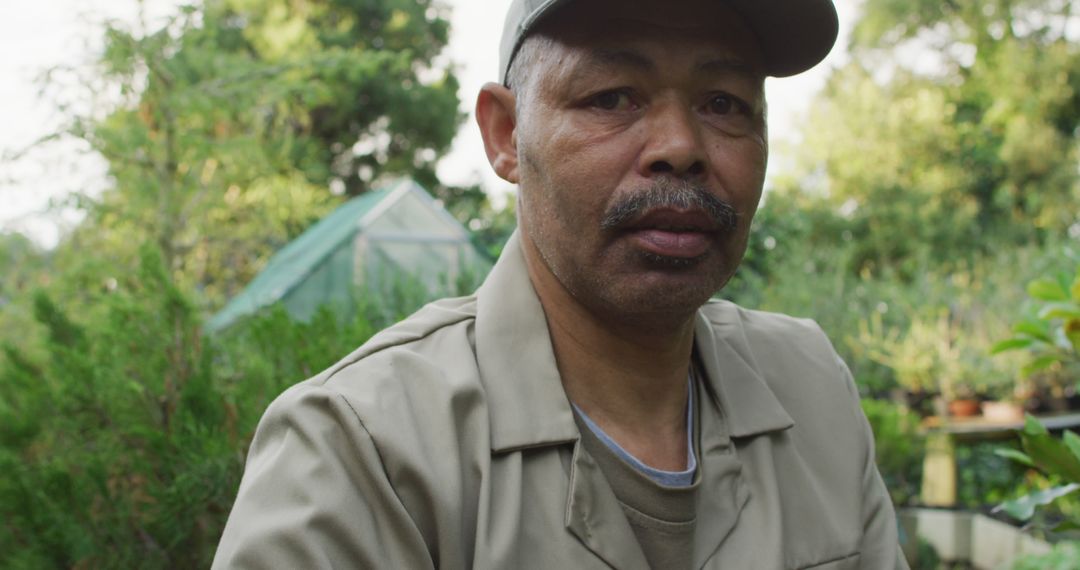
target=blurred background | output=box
[0,0,1078,568]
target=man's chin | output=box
[638,250,708,270]
[594,270,726,323]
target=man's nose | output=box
[637,101,707,179]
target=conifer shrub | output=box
[0,245,443,568]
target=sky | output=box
[0,0,856,248]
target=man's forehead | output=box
[559,46,763,87]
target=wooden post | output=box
[921,431,957,507]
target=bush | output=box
[912,537,941,570]
[0,247,226,568]
[730,205,1076,403]
[861,399,925,506]
[0,245,446,568]
[1011,542,1080,570]
[992,258,1080,408]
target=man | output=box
[215,0,908,568]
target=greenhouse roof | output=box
[205,179,459,332]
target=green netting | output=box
[206,179,488,332]
[363,239,476,293]
[281,240,356,322]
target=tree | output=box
[0,232,49,367]
[51,0,463,310]
[0,3,499,565]
[732,0,1080,402]
[770,0,1080,276]
[0,232,46,307]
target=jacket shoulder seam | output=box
[332,391,426,535]
[314,302,477,387]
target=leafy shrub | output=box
[992,260,1080,406]
[862,398,925,506]
[912,537,941,570]
[0,247,226,568]
[0,244,449,568]
[955,441,1028,509]
[732,215,1074,403]
[1011,542,1080,570]
[996,416,1080,528]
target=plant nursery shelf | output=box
[921,411,1080,440]
[920,412,1080,507]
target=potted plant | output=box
[981,398,1026,423]
[858,310,983,418]
[992,265,1080,413]
[968,361,1027,423]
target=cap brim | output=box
[501,0,838,82]
[727,0,839,78]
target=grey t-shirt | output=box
[572,380,700,569]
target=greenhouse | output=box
[206,179,490,331]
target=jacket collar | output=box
[475,231,579,452]
[693,308,795,438]
[475,231,793,453]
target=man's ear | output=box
[476,83,520,184]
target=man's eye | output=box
[591,91,634,111]
[706,93,747,116]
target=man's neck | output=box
[522,239,697,471]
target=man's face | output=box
[513,0,768,326]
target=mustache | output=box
[599,179,739,232]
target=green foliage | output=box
[913,537,941,570]
[853,0,1077,54]
[0,232,50,368]
[731,198,1062,401]
[745,0,1079,411]
[2,0,1076,561]
[0,244,446,567]
[956,440,1029,509]
[0,232,45,301]
[862,399,925,505]
[858,310,981,399]
[757,0,1080,522]
[998,483,1080,521]
[727,193,900,394]
[0,245,225,568]
[48,0,464,311]
[1011,541,1080,570]
[993,262,1080,384]
[773,0,1080,277]
[996,416,1080,528]
[0,2,504,563]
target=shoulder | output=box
[219,299,484,568]
[266,293,488,456]
[324,294,480,380]
[699,299,862,425]
[228,295,491,562]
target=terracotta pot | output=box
[981,401,1024,423]
[947,399,980,417]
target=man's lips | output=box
[621,209,719,259]
[626,209,719,232]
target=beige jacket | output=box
[214,233,908,570]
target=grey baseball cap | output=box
[499,0,839,82]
